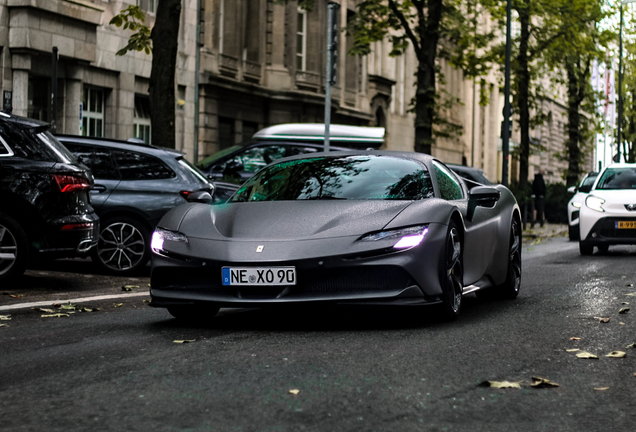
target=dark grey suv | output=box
[57,135,213,275]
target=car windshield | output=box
[230,155,434,202]
[196,145,242,170]
[596,168,636,190]
[581,175,597,188]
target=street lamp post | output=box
[618,0,636,163]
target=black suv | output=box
[0,114,99,282]
[57,135,214,275]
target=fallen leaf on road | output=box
[142,299,150,303]
[626,343,636,349]
[173,340,195,344]
[566,349,580,352]
[60,303,77,310]
[122,285,139,291]
[35,308,56,313]
[620,322,626,325]
[0,323,8,327]
[9,294,25,298]
[627,284,634,287]
[479,380,521,389]
[594,317,611,323]
[41,313,70,318]
[531,377,559,388]
[606,351,626,358]
[619,308,630,314]
[576,352,599,359]
[288,389,300,395]
[0,315,11,321]
[623,302,630,305]
[570,337,581,341]
[626,293,636,296]
[113,303,123,308]
[79,307,100,312]
[594,387,610,391]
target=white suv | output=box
[578,164,636,255]
[567,172,598,241]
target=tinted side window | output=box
[286,146,319,157]
[433,161,464,200]
[113,150,175,180]
[0,122,57,161]
[63,143,118,180]
[237,146,287,173]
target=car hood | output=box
[179,200,413,240]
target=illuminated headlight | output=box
[360,225,429,249]
[151,228,188,254]
[571,201,582,208]
[585,195,605,212]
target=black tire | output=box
[497,219,522,299]
[579,241,593,256]
[167,305,220,322]
[0,213,29,282]
[597,244,609,254]
[92,216,150,275]
[568,224,579,241]
[439,221,463,321]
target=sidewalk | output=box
[522,221,568,240]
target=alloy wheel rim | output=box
[446,227,462,312]
[0,225,18,276]
[509,221,521,292]
[97,222,145,271]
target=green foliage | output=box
[109,5,152,56]
[623,9,636,163]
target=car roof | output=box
[0,112,50,130]
[253,123,385,147]
[265,149,435,165]
[55,134,185,157]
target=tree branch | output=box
[388,0,422,57]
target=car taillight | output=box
[53,174,91,193]
[180,191,192,199]
[61,223,94,231]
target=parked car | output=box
[57,135,214,275]
[150,151,521,322]
[0,114,99,282]
[195,123,384,187]
[446,164,494,186]
[566,171,598,241]
[578,164,636,255]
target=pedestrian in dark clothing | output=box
[532,169,546,228]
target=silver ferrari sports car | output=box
[149,151,522,321]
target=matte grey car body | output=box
[150,151,522,321]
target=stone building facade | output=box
[0,0,591,184]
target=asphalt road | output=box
[1,238,636,432]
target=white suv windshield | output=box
[596,168,636,190]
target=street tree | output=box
[622,11,636,163]
[347,0,494,155]
[111,1,182,149]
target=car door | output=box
[62,142,120,211]
[432,161,497,286]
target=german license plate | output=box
[222,267,296,286]
[616,221,636,229]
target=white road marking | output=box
[0,292,149,312]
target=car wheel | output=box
[167,305,220,321]
[440,221,463,321]
[579,241,593,256]
[497,219,522,299]
[0,213,29,282]
[93,216,150,275]
[568,224,579,241]
[597,244,609,254]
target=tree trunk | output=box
[413,0,443,155]
[565,58,582,187]
[150,0,181,149]
[516,6,531,192]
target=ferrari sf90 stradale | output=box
[149,151,521,321]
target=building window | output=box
[296,8,307,71]
[134,96,151,144]
[28,78,49,121]
[136,0,157,14]
[218,117,235,150]
[82,87,104,138]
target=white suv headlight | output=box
[585,195,605,213]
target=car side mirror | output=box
[567,186,576,194]
[186,190,213,204]
[467,186,501,221]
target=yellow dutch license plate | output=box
[616,221,636,229]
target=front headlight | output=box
[360,225,429,249]
[585,195,605,212]
[571,201,582,208]
[151,228,188,254]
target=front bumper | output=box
[150,223,449,308]
[581,217,636,246]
